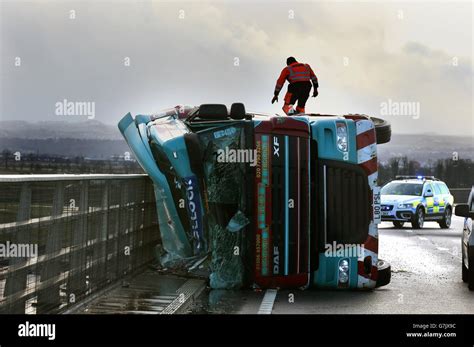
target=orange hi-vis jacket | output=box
[274,62,318,95]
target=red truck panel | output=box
[253,118,311,289]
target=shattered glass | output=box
[209,223,243,289]
[226,210,250,233]
[198,125,249,289]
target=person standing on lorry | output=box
[271,57,319,115]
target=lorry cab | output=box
[118,103,392,290]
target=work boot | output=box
[296,106,305,114]
[283,104,294,115]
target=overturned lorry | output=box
[118,103,392,290]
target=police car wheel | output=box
[469,256,474,291]
[411,207,424,229]
[438,207,452,229]
[376,259,391,288]
[369,117,391,144]
[393,221,405,228]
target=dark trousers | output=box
[284,81,312,110]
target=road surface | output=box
[190,215,474,314]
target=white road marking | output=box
[418,237,428,241]
[437,247,449,251]
[258,289,278,314]
[160,279,205,314]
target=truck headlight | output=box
[338,259,350,286]
[398,203,412,209]
[336,122,348,152]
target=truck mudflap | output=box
[253,117,311,289]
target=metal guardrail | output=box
[0,174,159,314]
[0,174,147,182]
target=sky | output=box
[0,0,473,137]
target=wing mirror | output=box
[455,204,474,219]
[424,190,433,197]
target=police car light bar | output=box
[395,175,439,181]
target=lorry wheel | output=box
[393,221,405,228]
[438,207,452,229]
[469,256,474,291]
[411,207,424,229]
[370,117,391,144]
[376,259,391,288]
[462,253,468,283]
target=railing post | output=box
[68,180,89,305]
[36,181,64,313]
[92,181,109,289]
[3,182,31,313]
[119,182,130,275]
[143,179,157,263]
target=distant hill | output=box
[377,133,474,164]
[0,120,121,140]
[0,120,472,161]
[0,120,127,158]
[0,138,131,158]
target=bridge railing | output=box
[0,174,159,314]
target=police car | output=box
[380,176,454,229]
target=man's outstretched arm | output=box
[308,65,319,97]
[272,68,289,103]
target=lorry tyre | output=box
[376,259,391,288]
[369,117,391,144]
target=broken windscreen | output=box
[197,124,253,289]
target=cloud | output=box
[403,42,432,56]
[0,1,472,138]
